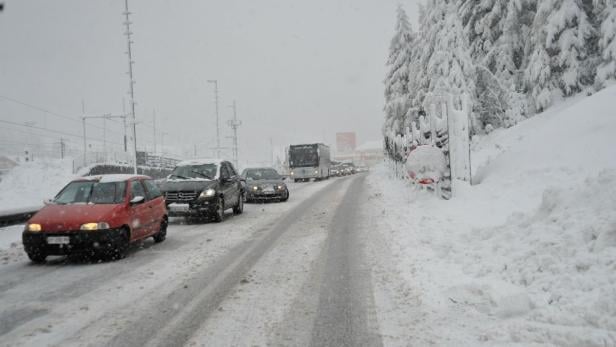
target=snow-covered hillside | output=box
[0,159,75,211]
[368,85,616,345]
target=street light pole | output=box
[207,80,220,158]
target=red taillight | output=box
[418,178,434,185]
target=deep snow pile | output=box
[369,86,616,345]
[0,159,75,211]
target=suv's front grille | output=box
[165,191,198,202]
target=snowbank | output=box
[369,86,616,345]
[0,159,76,211]
[405,145,447,181]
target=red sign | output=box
[336,132,356,154]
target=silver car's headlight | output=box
[200,188,216,198]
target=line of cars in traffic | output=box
[21,159,291,263]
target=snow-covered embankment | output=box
[368,86,616,345]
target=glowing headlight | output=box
[200,188,216,198]
[314,170,318,174]
[26,223,42,232]
[252,186,259,191]
[80,222,110,231]
[277,185,284,190]
[290,171,294,176]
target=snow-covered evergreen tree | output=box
[597,0,616,86]
[548,0,595,95]
[525,0,595,110]
[426,0,478,131]
[383,0,615,163]
[383,5,415,137]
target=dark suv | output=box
[159,159,244,222]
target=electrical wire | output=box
[0,94,123,134]
[0,119,125,147]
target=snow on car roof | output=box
[78,174,149,183]
[175,158,225,166]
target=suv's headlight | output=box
[252,185,259,191]
[200,188,216,198]
[80,222,110,231]
[26,223,42,232]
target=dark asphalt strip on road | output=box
[309,175,383,347]
[105,178,342,347]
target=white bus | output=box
[288,143,331,182]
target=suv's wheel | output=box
[27,251,46,264]
[153,219,167,243]
[213,198,225,223]
[233,194,244,214]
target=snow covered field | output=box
[0,159,75,212]
[366,86,616,345]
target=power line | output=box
[0,119,124,146]
[0,94,123,134]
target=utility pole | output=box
[60,138,66,159]
[207,80,220,158]
[227,100,242,168]
[270,137,274,166]
[82,100,87,165]
[122,98,128,152]
[124,0,138,174]
[153,110,157,154]
[82,113,128,165]
[103,115,107,162]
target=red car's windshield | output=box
[54,181,126,205]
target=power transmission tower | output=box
[207,80,221,158]
[123,0,138,174]
[227,100,241,168]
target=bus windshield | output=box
[289,145,318,167]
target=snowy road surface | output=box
[0,174,385,346]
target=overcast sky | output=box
[0,0,419,166]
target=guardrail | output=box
[0,206,40,227]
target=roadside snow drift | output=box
[0,159,75,211]
[368,86,616,346]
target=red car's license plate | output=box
[47,236,70,245]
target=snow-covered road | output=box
[0,174,386,346]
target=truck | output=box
[288,143,331,182]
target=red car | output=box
[22,174,168,263]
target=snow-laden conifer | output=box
[597,0,616,86]
[384,5,415,137]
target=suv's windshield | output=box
[242,168,281,180]
[170,164,217,180]
[54,181,126,205]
